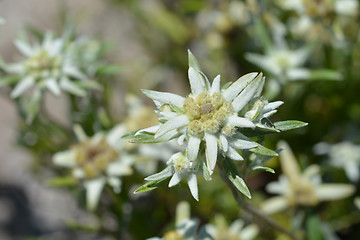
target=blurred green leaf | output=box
[306,215,323,240]
[47,176,77,187]
[135,177,169,194]
[274,120,308,132]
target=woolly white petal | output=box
[135,125,160,135]
[45,78,61,96]
[205,133,218,174]
[187,136,201,161]
[11,76,35,98]
[177,134,186,145]
[232,73,265,112]
[344,161,360,182]
[107,177,122,193]
[63,65,87,80]
[14,40,33,57]
[155,115,189,138]
[106,124,127,148]
[106,161,133,177]
[53,150,77,167]
[210,75,221,94]
[245,53,274,73]
[188,67,205,96]
[60,77,86,96]
[263,101,284,112]
[223,72,258,101]
[84,178,105,211]
[219,134,229,152]
[230,138,258,149]
[315,184,355,201]
[226,146,243,161]
[141,89,185,108]
[278,141,301,179]
[261,196,289,215]
[240,225,259,240]
[169,171,184,187]
[227,115,255,128]
[73,124,88,141]
[187,173,199,201]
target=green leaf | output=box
[47,176,77,187]
[308,69,342,81]
[252,166,275,173]
[0,76,20,87]
[96,64,123,75]
[130,131,179,143]
[145,165,173,181]
[121,129,141,139]
[134,178,169,194]
[188,49,201,72]
[222,158,251,199]
[250,144,278,156]
[306,215,323,240]
[274,120,308,132]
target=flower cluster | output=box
[1,30,102,123]
[53,124,133,210]
[132,50,307,201]
[262,141,355,214]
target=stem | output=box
[218,164,301,240]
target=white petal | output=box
[187,136,201,161]
[210,75,221,94]
[287,68,310,80]
[141,89,185,108]
[263,110,277,118]
[106,161,133,176]
[344,161,360,182]
[135,125,160,135]
[63,65,87,80]
[219,134,229,152]
[227,115,255,128]
[188,67,205,96]
[223,72,258,101]
[60,77,86,96]
[226,146,244,161]
[266,177,287,194]
[229,220,244,234]
[187,173,199,201]
[177,134,186,145]
[155,115,189,138]
[11,76,35,98]
[240,225,259,240]
[277,141,301,180]
[315,184,355,201]
[261,196,289,214]
[14,40,33,57]
[232,73,265,112]
[205,133,218,174]
[47,39,63,57]
[53,150,76,167]
[145,165,174,181]
[45,78,61,96]
[106,124,127,147]
[230,138,258,150]
[107,177,122,193]
[169,171,184,187]
[73,124,88,141]
[245,53,274,73]
[263,101,284,112]
[84,178,105,211]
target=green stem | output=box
[218,164,301,240]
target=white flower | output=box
[205,215,258,240]
[0,17,5,25]
[314,141,360,182]
[53,124,133,210]
[139,50,279,175]
[334,0,359,17]
[147,201,211,240]
[145,152,200,201]
[262,141,355,214]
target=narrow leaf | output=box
[250,145,278,156]
[47,176,77,187]
[134,178,169,194]
[188,49,201,72]
[252,166,275,174]
[222,158,251,199]
[274,120,308,132]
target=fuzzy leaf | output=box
[145,165,174,181]
[250,145,278,156]
[252,166,275,173]
[134,178,169,194]
[47,176,77,187]
[222,158,251,199]
[130,131,178,143]
[188,50,201,72]
[274,120,308,132]
[121,129,140,139]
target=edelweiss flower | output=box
[262,141,355,214]
[205,215,258,240]
[147,201,211,240]
[314,141,360,182]
[139,51,282,175]
[7,32,99,98]
[53,124,132,210]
